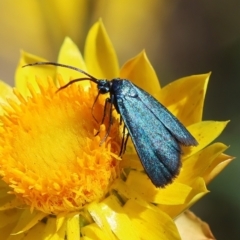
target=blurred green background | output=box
[0,1,239,239]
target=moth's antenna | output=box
[23,62,99,83]
[56,78,94,93]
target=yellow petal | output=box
[23,222,46,240]
[175,210,215,240]
[0,209,22,229]
[125,171,192,205]
[183,177,209,209]
[82,223,116,240]
[179,143,228,182]
[84,20,119,78]
[15,51,54,96]
[88,196,140,240]
[159,177,208,218]
[1,221,18,239]
[101,196,140,240]
[124,199,181,240]
[183,121,229,158]
[87,202,118,239]
[56,214,66,232]
[120,51,160,96]
[204,153,234,184]
[41,217,66,240]
[11,210,47,235]
[158,73,210,126]
[57,37,88,80]
[96,0,163,61]
[0,197,22,211]
[67,214,80,240]
[82,236,100,240]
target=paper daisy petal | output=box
[10,210,47,235]
[159,177,208,219]
[120,50,160,96]
[23,222,46,240]
[0,209,22,229]
[125,171,192,205]
[66,214,80,240]
[184,121,229,158]
[101,207,138,239]
[183,177,209,210]
[57,37,88,81]
[84,20,119,78]
[82,223,114,240]
[87,202,118,239]
[124,199,181,240]
[41,217,66,240]
[158,73,210,126]
[203,153,234,184]
[15,51,56,96]
[90,196,140,239]
[180,142,229,182]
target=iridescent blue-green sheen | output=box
[110,79,198,187]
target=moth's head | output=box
[97,80,111,94]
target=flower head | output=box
[0,75,121,214]
[0,20,233,239]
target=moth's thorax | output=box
[111,79,138,99]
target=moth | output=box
[24,62,198,187]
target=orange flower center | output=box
[0,78,121,214]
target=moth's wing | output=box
[133,83,198,146]
[116,87,182,187]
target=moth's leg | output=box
[119,123,129,156]
[95,97,111,137]
[119,115,123,125]
[122,132,129,156]
[99,96,114,145]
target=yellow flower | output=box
[0,20,233,239]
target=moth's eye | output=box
[99,86,109,94]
